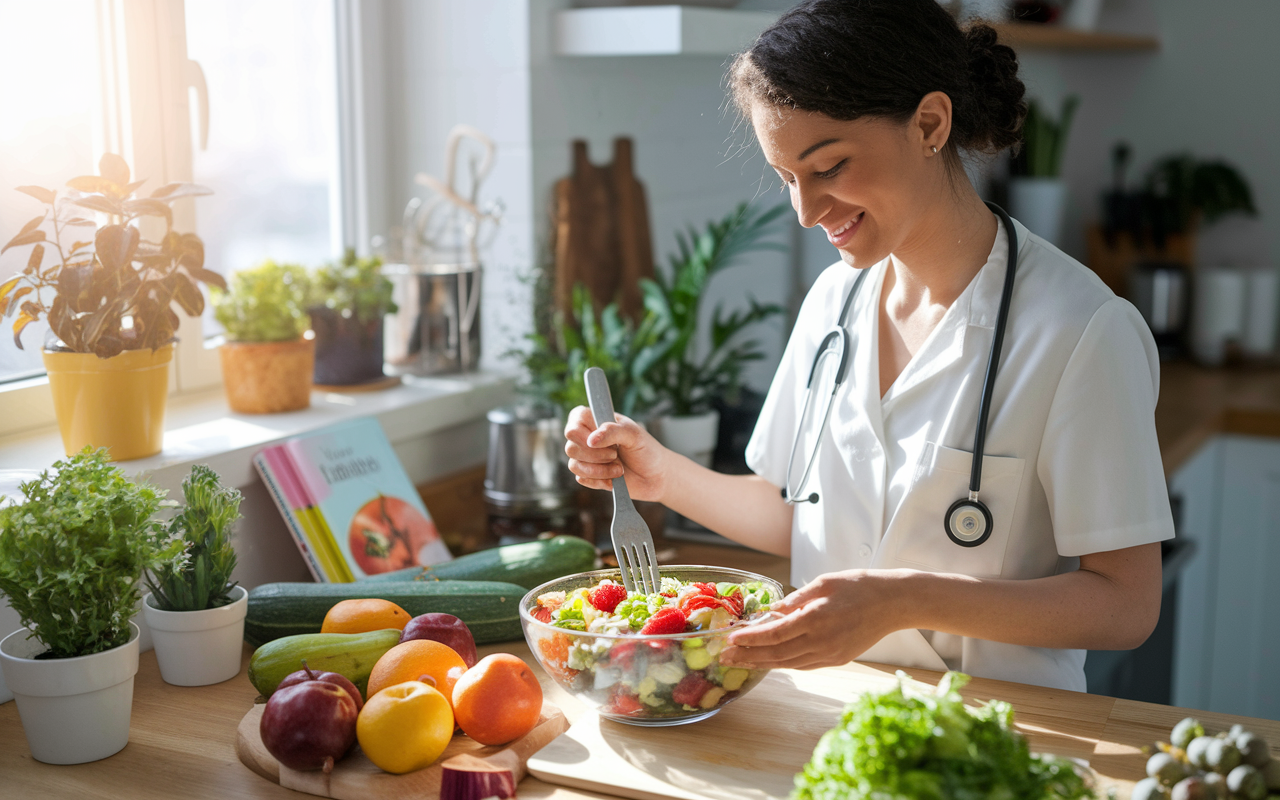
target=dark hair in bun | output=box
[730,0,1026,156]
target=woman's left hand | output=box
[720,570,909,670]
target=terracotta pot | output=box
[42,343,173,461]
[309,307,386,386]
[219,339,314,414]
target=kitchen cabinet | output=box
[1171,434,1280,719]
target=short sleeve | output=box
[1038,297,1175,556]
[746,263,848,488]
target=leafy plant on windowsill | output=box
[310,248,397,324]
[144,465,242,612]
[0,449,180,658]
[212,259,313,343]
[518,283,668,418]
[642,202,788,417]
[0,153,223,357]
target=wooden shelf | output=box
[991,22,1159,51]
[554,6,776,56]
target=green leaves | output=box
[310,248,397,324]
[644,201,787,416]
[792,672,1094,800]
[2,153,218,355]
[1018,96,1080,179]
[212,259,313,342]
[0,449,178,658]
[1145,154,1257,232]
[144,465,242,612]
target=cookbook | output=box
[253,417,452,582]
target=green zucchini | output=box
[244,579,525,648]
[248,629,402,698]
[359,535,598,589]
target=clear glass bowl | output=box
[520,565,784,727]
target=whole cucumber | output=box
[248,629,402,698]
[244,579,525,648]
[359,535,598,590]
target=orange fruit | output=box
[356,680,454,774]
[320,598,411,634]
[366,639,467,707]
[452,653,543,745]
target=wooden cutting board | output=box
[236,700,568,799]
[527,663,1165,800]
[552,137,654,322]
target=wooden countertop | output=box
[3,541,1278,799]
[1156,361,1280,475]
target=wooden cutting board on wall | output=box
[553,138,655,321]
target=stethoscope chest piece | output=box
[945,498,992,547]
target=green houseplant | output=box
[642,202,786,468]
[142,464,247,687]
[1009,96,1080,246]
[0,448,180,764]
[212,259,314,413]
[309,248,397,386]
[0,153,220,460]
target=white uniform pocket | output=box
[889,442,1025,579]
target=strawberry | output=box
[588,582,628,613]
[531,606,553,624]
[671,672,713,707]
[608,688,645,716]
[639,606,688,635]
[608,640,640,671]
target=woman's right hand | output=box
[564,405,669,502]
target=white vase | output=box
[142,585,248,687]
[1008,177,1068,247]
[0,621,140,764]
[651,410,721,469]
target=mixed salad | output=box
[527,576,776,719]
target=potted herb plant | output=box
[212,259,314,413]
[642,202,786,468]
[1009,96,1079,247]
[0,154,221,460]
[309,248,396,386]
[0,449,179,764]
[142,464,245,687]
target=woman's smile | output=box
[824,212,864,247]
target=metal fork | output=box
[584,367,661,596]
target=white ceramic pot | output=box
[0,621,140,764]
[1063,0,1105,31]
[1008,177,1067,247]
[142,585,248,687]
[651,410,721,469]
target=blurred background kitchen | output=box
[0,0,1276,720]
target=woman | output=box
[563,0,1172,692]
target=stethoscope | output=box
[781,201,1018,549]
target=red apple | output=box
[260,680,358,772]
[400,612,478,667]
[277,664,364,711]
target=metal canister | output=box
[382,261,481,375]
[484,405,582,544]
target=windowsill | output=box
[0,372,518,491]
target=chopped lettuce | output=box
[792,672,1094,800]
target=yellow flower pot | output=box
[42,344,174,461]
[219,339,314,414]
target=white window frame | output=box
[0,0,359,438]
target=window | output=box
[0,0,347,435]
[0,1,102,384]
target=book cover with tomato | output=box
[253,417,452,581]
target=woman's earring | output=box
[931,146,938,155]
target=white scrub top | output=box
[746,216,1175,692]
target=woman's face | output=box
[751,103,941,269]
